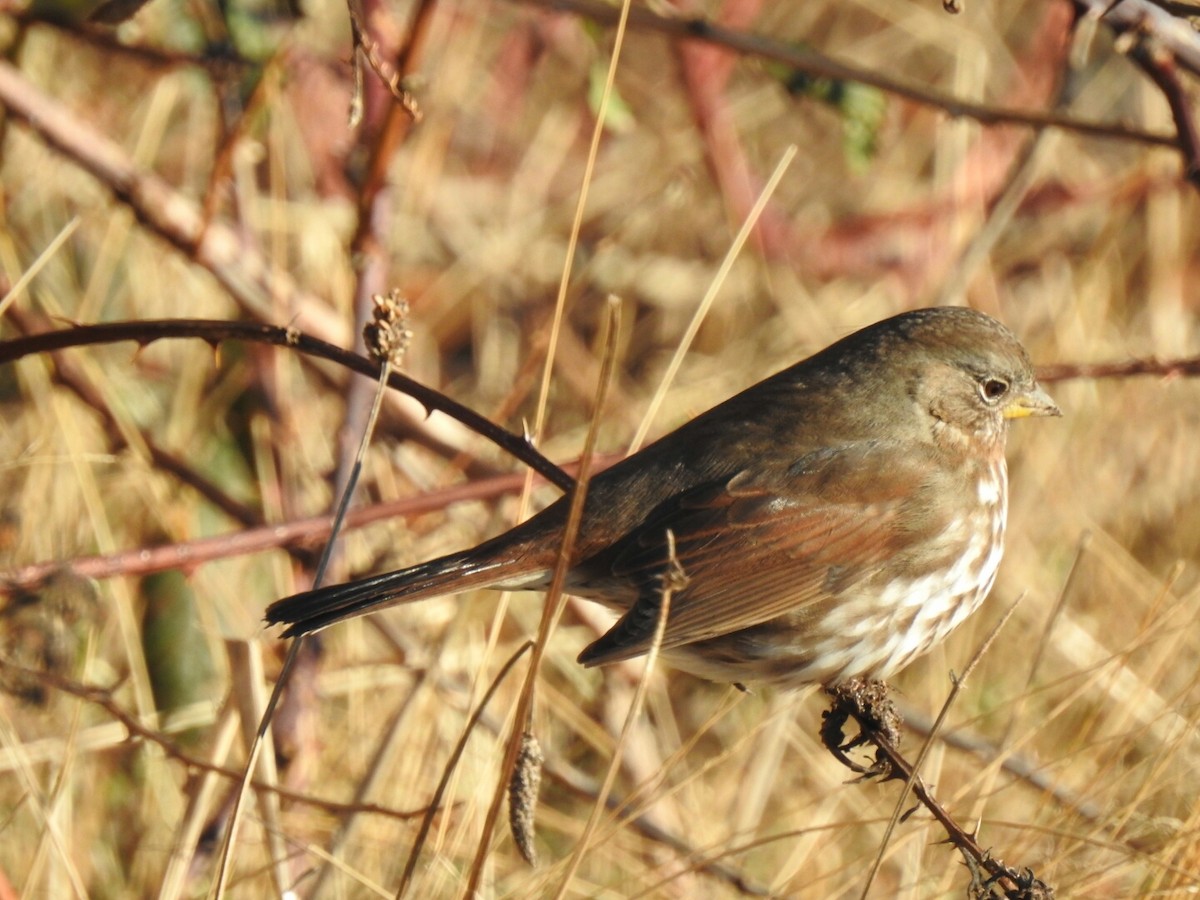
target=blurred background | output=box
[1,0,1199,896]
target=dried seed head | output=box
[508,730,543,867]
[363,290,412,367]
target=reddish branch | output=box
[1037,355,1200,381]
[0,468,565,591]
[667,0,794,257]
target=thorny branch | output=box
[822,681,1054,900]
[347,1,422,125]
[0,318,572,492]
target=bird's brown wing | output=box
[576,441,939,667]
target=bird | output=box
[266,307,1059,689]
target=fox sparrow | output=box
[267,307,1059,688]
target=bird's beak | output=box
[1003,383,1061,419]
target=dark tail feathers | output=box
[265,549,525,638]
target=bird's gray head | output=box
[891,308,1060,452]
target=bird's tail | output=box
[265,541,539,638]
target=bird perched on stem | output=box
[267,307,1059,688]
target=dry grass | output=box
[2,0,1200,897]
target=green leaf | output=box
[588,65,636,134]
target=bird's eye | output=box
[980,378,1009,402]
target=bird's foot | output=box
[819,677,902,779]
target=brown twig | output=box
[347,2,423,123]
[0,659,431,823]
[0,7,256,76]
[510,0,1178,149]
[1037,354,1200,381]
[199,52,285,231]
[890,752,1052,899]
[823,689,1053,899]
[1125,32,1200,188]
